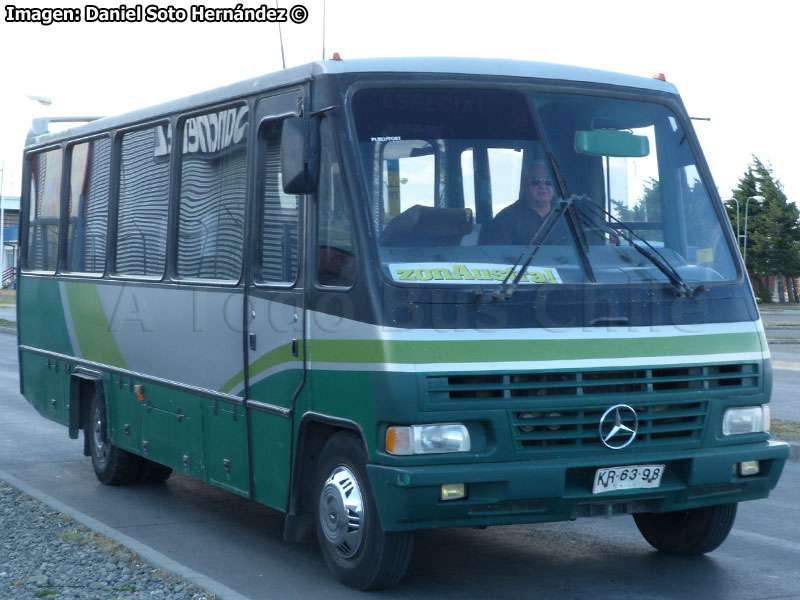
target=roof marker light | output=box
[332,52,342,60]
[653,73,667,81]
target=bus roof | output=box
[315,57,678,93]
[26,57,679,148]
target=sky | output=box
[1,0,798,211]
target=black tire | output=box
[633,503,738,555]
[137,459,173,484]
[88,393,141,485]
[314,432,414,590]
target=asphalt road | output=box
[759,305,800,326]
[0,305,16,322]
[1,332,800,599]
[769,344,800,422]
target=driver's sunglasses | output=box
[529,177,553,187]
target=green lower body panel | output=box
[20,353,70,426]
[250,410,292,510]
[367,440,790,531]
[204,400,250,496]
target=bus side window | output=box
[116,125,171,278]
[317,118,356,287]
[258,120,300,284]
[177,105,248,281]
[67,138,110,273]
[26,148,62,272]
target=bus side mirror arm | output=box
[281,116,320,194]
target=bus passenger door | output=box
[245,91,307,510]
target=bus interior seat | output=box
[380,205,473,246]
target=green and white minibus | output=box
[18,57,789,589]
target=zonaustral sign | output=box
[387,263,563,283]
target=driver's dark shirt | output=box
[479,199,570,245]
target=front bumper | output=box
[367,440,790,531]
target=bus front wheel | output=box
[314,432,414,590]
[633,503,737,555]
[88,394,141,485]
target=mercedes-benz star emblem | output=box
[598,404,638,449]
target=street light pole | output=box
[743,195,765,266]
[727,197,740,248]
[25,95,52,106]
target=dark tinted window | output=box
[67,138,110,273]
[177,105,248,280]
[258,120,300,284]
[116,125,170,277]
[317,119,356,287]
[27,148,62,272]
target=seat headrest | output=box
[379,205,473,246]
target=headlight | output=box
[386,424,471,455]
[722,405,770,436]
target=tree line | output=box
[725,157,800,303]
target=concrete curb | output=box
[0,468,252,600]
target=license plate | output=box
[592,464,665,494]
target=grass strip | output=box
[772,419,800,441]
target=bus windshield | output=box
[351,87,737,288]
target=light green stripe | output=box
[757,327,769,352]
[240,331,761,383]
[306,332,761,365]
[220,343,293,394]
[65,282,128,369]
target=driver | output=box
[479,161,570,245]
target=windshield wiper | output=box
[481,145,598,302]
[545,151,595,287]
[575,198,704,298]
[487,196,576,301]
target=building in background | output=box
[1,194,20,287]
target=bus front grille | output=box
[426,363,759,402]
[511,398,708,452]
[425,363,759,453]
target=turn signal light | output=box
[386,424,471,455]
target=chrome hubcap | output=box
[92,406,108,463]
[319,466,364,558]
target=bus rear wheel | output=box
[633,503,737,555]
[314,432,414,590]
[88,394,141,485]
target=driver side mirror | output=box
[281,116,320,194]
